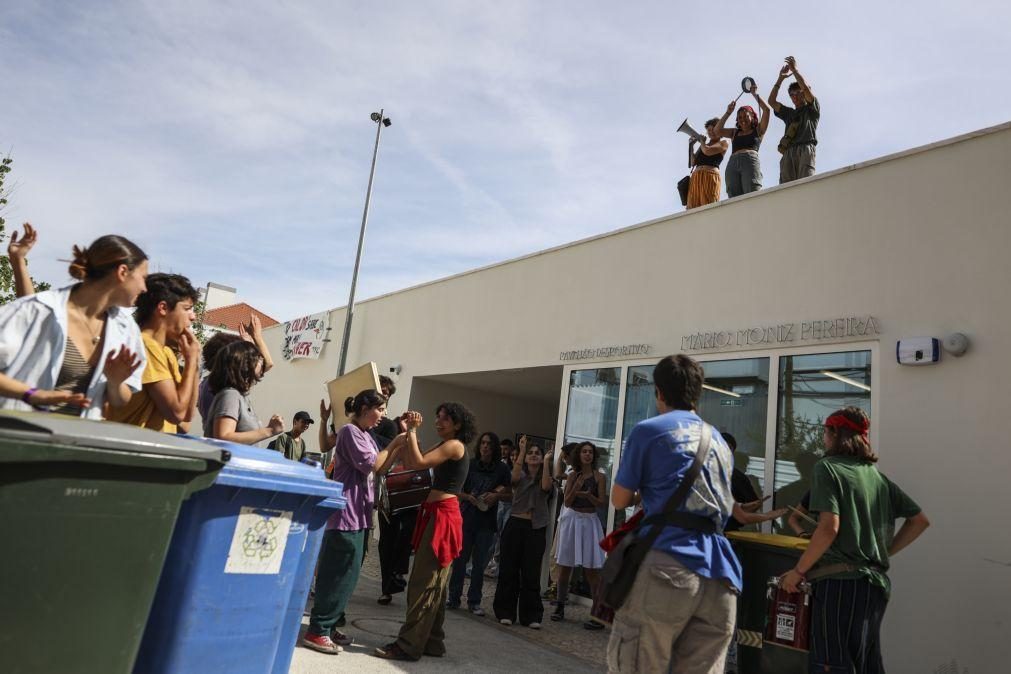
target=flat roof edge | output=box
[276,119,1011,322]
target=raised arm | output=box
[540,448,554,492]
[318,398,334,452]
[7,223,37,298]
[716,101,736,139]
[374,434,405,475]
[753,89,772,137]
[399,410,465,469]
[239,314,274,373]
[511,435,527,485]
[769,63,791,113]
[785,56,814,103]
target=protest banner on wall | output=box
[282,311,329,360]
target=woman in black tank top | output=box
[715,83,771,198]
[375,402,476,662]
[686,118,729,209]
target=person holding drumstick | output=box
[374,402,475,661]
[780,407,930,672]
[301,389,402,655]
[715,84,771,197]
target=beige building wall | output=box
[249,122,1011,672]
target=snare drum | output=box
[379,467,432,518]
[764,576,811,651]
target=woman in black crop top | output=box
[551,442,608,629]
[686,118,728,209]
[375,402,476,662]
[716,83,771,198]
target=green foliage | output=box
[0,152,52,305]
[191,299,209,344]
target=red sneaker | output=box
[301,632,341,655]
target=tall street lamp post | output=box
[337,110,391,377]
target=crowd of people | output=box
[685,55,821,209]
[0,226,930,673]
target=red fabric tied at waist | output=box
[412,498,464,568]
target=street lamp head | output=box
[370,112,381,122]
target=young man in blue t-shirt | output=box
[608,354,740,674]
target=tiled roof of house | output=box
[202,302,279,333]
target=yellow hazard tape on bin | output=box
[737,629,764,649]
[726,531,810,550]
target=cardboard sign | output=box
[325,362,381,423]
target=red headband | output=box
[824,413,869,436]
[738,105,757,124]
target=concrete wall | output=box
[249,122,1011,672]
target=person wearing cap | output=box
[273,411,313,462]
[715,83,771,197]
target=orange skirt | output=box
[687,169,721,209]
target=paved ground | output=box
[289,537,609,673]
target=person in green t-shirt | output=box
[272,410,313,462]
[780,407,930,673]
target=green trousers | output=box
[308,528,366,635]
[395,517,452,658]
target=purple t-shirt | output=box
[327,423,378,531]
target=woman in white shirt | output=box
[0,235,147,418]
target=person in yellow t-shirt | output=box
[107,274,201,433]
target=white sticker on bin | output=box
[224,506,293,575]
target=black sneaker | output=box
[584,620,605,631]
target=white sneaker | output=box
[470,605,486,617]
[499,618,512,626]
[528,622,542,630]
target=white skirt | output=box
[554,509,606,569]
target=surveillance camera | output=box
[389,364,402,375]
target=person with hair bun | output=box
[781,406,930,673]
[0,234,148,418]
[302,388,402,656]
[374,401,475,661]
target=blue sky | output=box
[2,1,1008,321]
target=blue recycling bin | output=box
[133,442,345,674]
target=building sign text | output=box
[560,344,651,361]
[681,316,881,352]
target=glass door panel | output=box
[772,350,872,532]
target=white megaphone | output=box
[676,118,707,144]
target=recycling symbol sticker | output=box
[225,507,292,574]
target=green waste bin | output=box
[727,531,810,674]
[0,413,229,674]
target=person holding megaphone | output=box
[686,119,729,209]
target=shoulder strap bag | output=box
[599,422,715,611]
